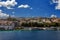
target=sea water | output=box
[0,30,60,40]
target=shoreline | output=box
[0,27,60,31]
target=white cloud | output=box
[51,14,57,18]
[0,0,1,1]
[0,10,9,18]
[0,0,17,9]
[7,7,13,9]
[51,0,60,10]
[30,7,33,9]
[11,15,15,17]
[12,12,15,14]
[11,12,15,17]
[18,4,30,8]
[52,0,58,3]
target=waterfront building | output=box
[0,19,15,30]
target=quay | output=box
[19,27,60,31]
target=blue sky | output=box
[0,0,60,18]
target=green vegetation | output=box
[21,22,60,27]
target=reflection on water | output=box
[0,31,60,40]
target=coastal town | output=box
[0,15,60,31]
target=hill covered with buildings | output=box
[0,15,60,30]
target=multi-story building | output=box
[0,19,15,30]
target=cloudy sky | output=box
[0,0,60,18]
